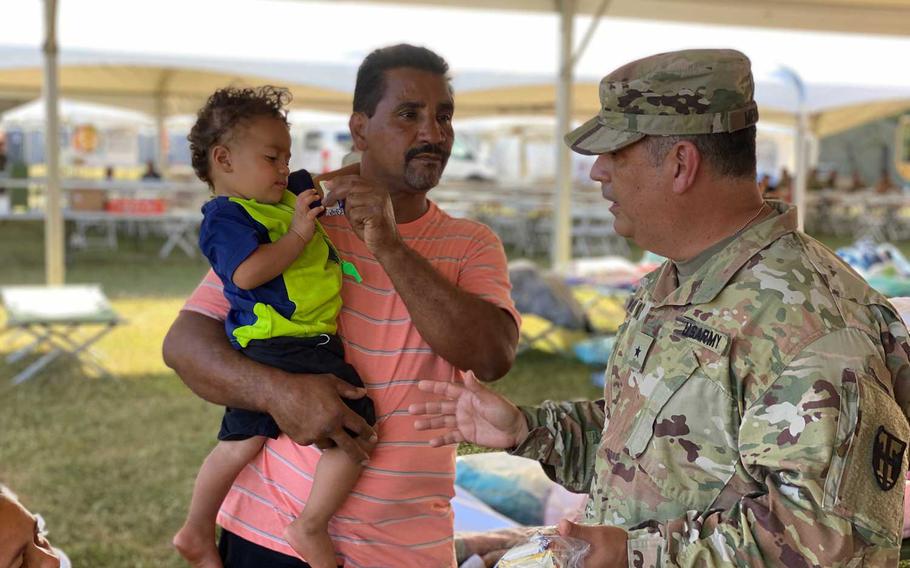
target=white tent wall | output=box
[1,99,155,172]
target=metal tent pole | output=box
[552,0,575,269]
[43,0,64,284]
[778,66,808,231]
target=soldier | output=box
[410,49,910,567]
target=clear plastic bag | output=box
[496,529,589,568]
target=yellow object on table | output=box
[518,314,588,355]
[570,286,627,334]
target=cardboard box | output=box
[70,189,107,211]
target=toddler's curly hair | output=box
[188,85,292,186]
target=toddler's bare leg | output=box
[174,437,266,568]
[283,448,362,568]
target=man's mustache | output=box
[405,144,448,162]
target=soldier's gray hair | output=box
[644,127,757,180]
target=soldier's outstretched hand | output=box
[409,374,529,449]
[557,519,628,568]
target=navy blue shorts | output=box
[219,529,342,567]
[218,334,376,441]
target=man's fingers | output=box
[407,402,428,415]
[334,378,367,400]
[330,428,370,464]
[417,379,465,399]
[321,179,342,205]
[322,175,362,205]
[313,163,359,188]
[322,191,339,207]
[408,400,456,416]
[413,415,456,431]
[464,373,486,392]
[557,518,579,540]
[306,206,324,220]
[342,410,377,444]
[482,550,509,566]
[428,431,463,447]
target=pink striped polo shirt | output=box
[182,200,519,567]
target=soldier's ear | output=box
[350,113,369,152]
[670,140,700,195]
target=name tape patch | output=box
[673,317,729,356]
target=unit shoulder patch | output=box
[873,425,907,491]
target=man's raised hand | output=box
[323,176,400,254]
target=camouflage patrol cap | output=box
[565,48,759,155]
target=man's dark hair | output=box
[353,44,451,117]
[645,126,757,179]
[188,85,291,186]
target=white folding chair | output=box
[1,285,122,384]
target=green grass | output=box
[1,220,908,566]
[0,220,605,567]
[0,220,211,297]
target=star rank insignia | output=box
[628,332,654,372]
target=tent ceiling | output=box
[456,82,910,138]
[3,61,908,137]
[0,64,353,117]
[340,0,910,36]
[0,97,29,116]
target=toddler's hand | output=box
[290,189,323,243]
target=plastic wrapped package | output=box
[497,530,589,568]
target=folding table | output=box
[1,285,121,384]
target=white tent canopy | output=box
[345,0,910,36]
[7,44,910,136]
[26,0,910,281]
[456,79,910,139]
[334,0,910,268]
[0,45,356,117]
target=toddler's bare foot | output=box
[284,518,338,568]
[173,524,223,568]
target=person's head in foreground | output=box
[349,43,454,194]
[0,484,60,568]
[188,85,292,203]
[566,48,761,260]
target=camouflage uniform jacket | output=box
[513,202,910,566]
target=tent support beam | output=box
[43,0,64,285]
[552,0,610,268]
[155,94,167,177]
[795,110,809,231]
[154,71,174,178]
[552,0,575,269]
[787,68,808,231]
[571,0,611,67]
